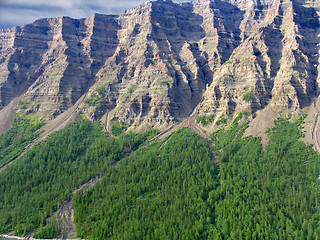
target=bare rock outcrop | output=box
[0,0,319,134]
[198,0,320,122]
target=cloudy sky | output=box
[0,0,188,29]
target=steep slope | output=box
[1,1,320,237]
[0,14,119,118]
[81,0,246,130]
[0,0,319,138]
[198,0,320,128]
[0,0,263,133]
[1,114,320,239]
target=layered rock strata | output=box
[0,0,319,132]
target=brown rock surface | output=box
[198,0,320,124]
[0,0,319,137]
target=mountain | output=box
[0,0,320,143]
[1,0,320,239]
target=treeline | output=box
[1,113,320,239]
[0,115,42,168]
[73,113,320,239]
[0,117,157,236]
[207,114,320,239]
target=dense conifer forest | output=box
[0,113,320,239]
[0,118,157,236]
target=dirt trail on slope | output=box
[29,176,102,239]
[72,176,102,195]
[144,111,218,163]
[55,201,76,239]
[25,201,76,240]
[146,112,211,145]
[0,129,45,174]
[39,93,88,139]
[55,176,102,239]
[102,110,117,138]
[0,93,87,174]
[0,157,16,174]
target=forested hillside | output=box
[1,0,320,238]
[0,113,320,239]
[73,128,215,239]
[0,115,42,168]
[0,118,157,236]
[209,114,320,239]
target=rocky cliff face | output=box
[0,0,319,133]
[198,0,320,118]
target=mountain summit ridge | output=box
[0,0,319,140]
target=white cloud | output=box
[0,0,190,29]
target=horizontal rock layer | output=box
[0,0,319,132]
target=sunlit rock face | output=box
[0,0,319,131]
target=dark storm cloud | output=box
[0,0,188,29]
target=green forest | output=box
[0,113,320,239]
[0,115,42,168]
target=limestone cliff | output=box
[198,0,320,118]
[0,0,319,134]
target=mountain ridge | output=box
[0,0,320,149]
[2,1,320,237]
